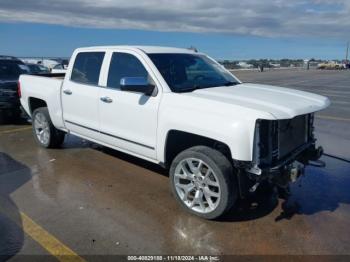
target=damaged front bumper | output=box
[234,143,324,197]
[244,144,324,194]
[234,113,325,196]
[247,142,323,175]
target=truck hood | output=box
[186,83,330,119]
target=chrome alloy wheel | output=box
[173,158,221,213]
[34,112,50,145]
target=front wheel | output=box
[169,146,237,219]
[32,107,65,148]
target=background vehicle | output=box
[26,63,50,74]
[50,63,67,74]
[19,46,329,219]
[317,62,346,70]
[0,56,29,121]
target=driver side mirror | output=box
[120,77,155,96]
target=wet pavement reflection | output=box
[0,153,31,260]
[1,127,350,256]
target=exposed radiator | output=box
[277,115,308,159]
[257,114,311,166]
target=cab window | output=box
[107,52,148,89]
[71,52,105,85]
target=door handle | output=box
[100,96,113,103]
[63,89,72,95]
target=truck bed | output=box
[31,73,66,79]
[19,74,65,129]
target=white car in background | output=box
[50,64,67,74]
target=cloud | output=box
[0,0,349,38]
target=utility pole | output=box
[346,42,349,69]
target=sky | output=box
[0,0,349,60]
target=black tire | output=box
[32,107,65,148]
[169,145,238,219]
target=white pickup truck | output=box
[19,46,330,219]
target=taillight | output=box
[17,81,21,98]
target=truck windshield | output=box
[148,53,239,92]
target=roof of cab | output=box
[75,45,199,54]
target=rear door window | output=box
[71,52,105,85]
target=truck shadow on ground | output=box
[0,153,32,261]
[95,144,168,176]
[275,156,350,221]
[220,192,279,222]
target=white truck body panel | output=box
[97,49,161,159]
[19,74,65,129]
[19,46,330,164]
[62,79,100,139]
[156,84,329,162]
[183,83,330,119]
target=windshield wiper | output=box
[223,81,239,86]
[178,85,202,93]
[177,82,239,93]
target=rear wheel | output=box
[32,107,65,148]
[169,146,237,219]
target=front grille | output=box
[277,115,308,159]
[257,114,311,166]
